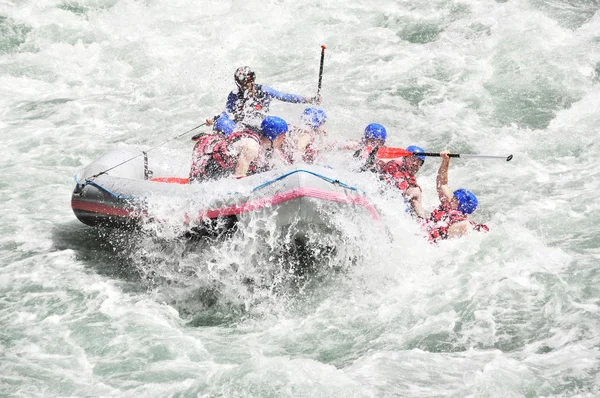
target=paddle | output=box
[375,147,513,161]
[86,121,209,181]
[191,115,221,141]
[317,45,326,96]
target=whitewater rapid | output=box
[2,0,600,396]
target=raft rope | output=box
[251,169,362,193]
[81,121,209,186]
[75,169,362,201]
[73,175,135,200]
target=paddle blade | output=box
[375,147,414,159]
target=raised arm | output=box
[436,150,454,208]
[262,85,316,104]
[405,186,426,219]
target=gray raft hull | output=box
[71,149,379,238]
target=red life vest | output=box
[379,160,421,194]
[426,205,489,242]
[189,134,235,182]
[228,128,261,146]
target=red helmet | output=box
[234,66,256,88]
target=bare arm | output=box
[437,150,472,238]
[405,186,426,218]
[448,221,471,238]
[436,150,453,208]
[297,133,312,152]
[233,139,260,177]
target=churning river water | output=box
[2,0,600,396]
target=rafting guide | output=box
[206,66,322,133]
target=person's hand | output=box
[309,94,322,105]
[440,150,450,160]
[205,118,214,126]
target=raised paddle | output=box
[375,147,513,162]
[317,45,326,96]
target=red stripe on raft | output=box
[150,177,190,184]
[72,188,379,223]
[71,200,136,218]
[195,187,379,221]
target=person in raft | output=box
[207,66,321,133]
[351,123,387,158]
[344,123,389,173]
[378,145,427,219]
[426,150,489,242]
[228,115,292,178]
[287,107,328,163]
[188,115,237,183]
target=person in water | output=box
[188,115,236,183]
[378,145,426,219]
[426,150,489,242]
[287,107,327,163]
[208,66,321,132]
[228,115,291,178]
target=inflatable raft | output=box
[71,149,379,239]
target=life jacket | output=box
[231,84,269,128]
[228,129,270,176]
[426,205,489,242]
[379,160,421,194]
[228,128,262,146]
[189,133,235,183]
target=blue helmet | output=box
[454,188,478,214]
[214,116,236,136]
[406,145,425,162]
[364,123,387,141]
[261,116,288,141]
[301,108,327,129]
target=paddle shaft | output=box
[317,45,326,95]
[192,116,222,140]
[375,147,513,161]
[419,153,513,161]
[88,122,208,181]
[178,121,206,141]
